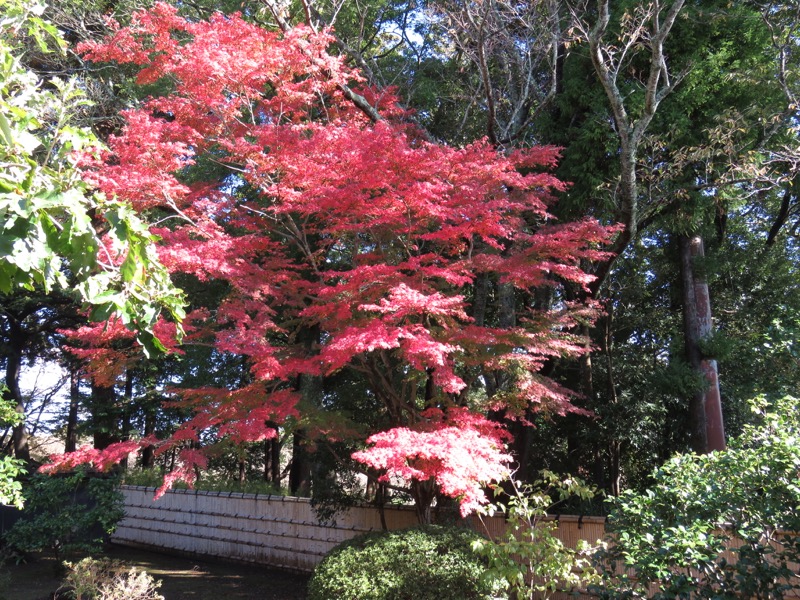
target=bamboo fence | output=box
[112,485,603,574]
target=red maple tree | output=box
[46,4,617,518]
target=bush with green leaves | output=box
[122,468,283,496]
[3,469,124,562]
[472,472,601,600]
[0,396,25,509]
[0,0,185,354]
[595,395,800,599]
[308,525,499,600]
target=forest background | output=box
[2,0,799,516]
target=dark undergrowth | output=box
[2,544,309,600]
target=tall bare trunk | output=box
[5,321,30,462]
[289,325,321,496]
[679,234,726,453]
[288,428,311,496]
[90,381,120,450]
[65,364,80,453]
[264,425,281,489]
[141,409,156,468]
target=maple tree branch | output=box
[282,215,320,275]
[161,192,197,227]
[464,3,497,145]
[299,0,318,32]
[260,0,383,125]
[581,0,687,296]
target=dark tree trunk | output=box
[766,183,795,247]
[5,321,30,462]
[679,234,726,453]
[410,478,436,525]
[119,369,134,469]
[122,369,134,440]
[141,408,156,468]
[90,381,121,450]
[288,428,311,496]
[602,308,622,496]
[289,326,321,496]
[238,457,246,484]
[472,272,489,326]
[65,364,81,453]
[264,426,281,488]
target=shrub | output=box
[472,472,601,600]
[122,468,283,496]
[60,557,164,600]
[2,468,124,562]
[595,395,800,599]
[307,525,499,600]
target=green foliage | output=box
[122,468,283,496]
[309,462,365,526]
[473,472,600,600]
[0,457,25,510]
[0,395,25,509]
[3,469,124,561]
[596,396,800,599]
[61,557,164,600]
[307,525,498,600]
[0,0,185,356]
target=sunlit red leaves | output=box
[353,408,513,516]
[63,4,619,509]
[78,5,354,119]
[166,385,299,447]
[40,441,141,474]
[153,448,208,499]
[61,315,184,388]
[81,111,198,211]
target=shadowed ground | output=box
[4,544,310,600]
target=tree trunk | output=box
[264,427,281,488]
[289,326,321,496]
[141,409,156,468]
[678,234,726,453]
[602,308,622,496]
[410,479,436,525]
[119,369,134,469]
[90,381,120,450]
[65,364,81,453]
[238,457,246,484]
[765,180,798,247]
[5,321,30,462]
[288,428,311,496]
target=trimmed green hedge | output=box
[307,525,499,600]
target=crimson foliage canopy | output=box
[48,4,615,515]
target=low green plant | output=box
[472,471,601,600]
[122,468,283,496]
[595,395,800,599]
[0,395,25,509]
[60,557,164,600]
[0,457,25,510]
[307,525,499,600]
[3,468,124,562]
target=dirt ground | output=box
[3,544,310,600]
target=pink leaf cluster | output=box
[40,441,140,474]
[353,408,512,516]
[54,4,619,500]
[153,448,208,499]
